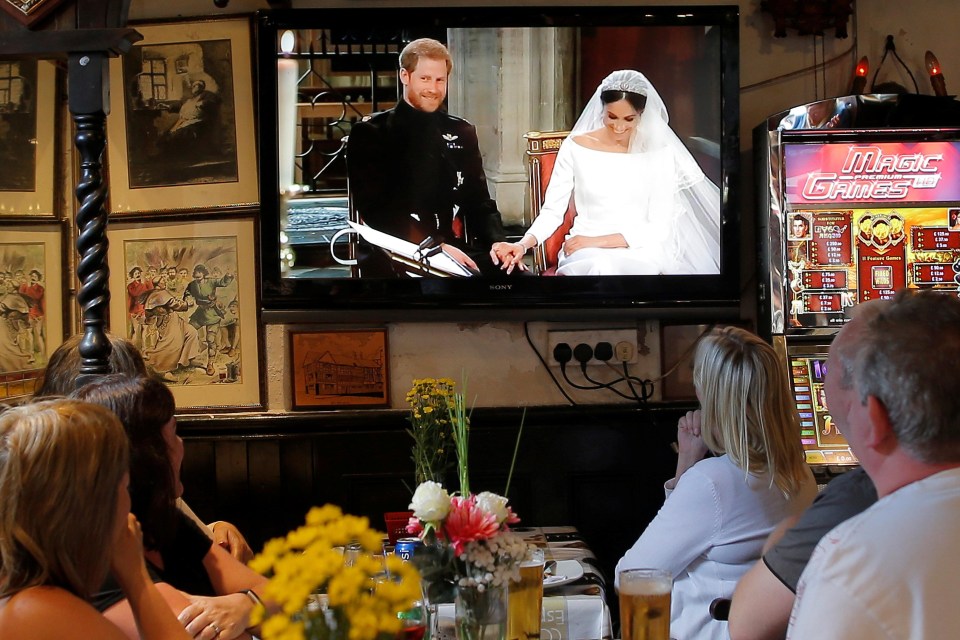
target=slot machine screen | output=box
[787,343,858,467]
[781,138,960,330]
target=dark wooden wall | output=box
[178,403,691,587]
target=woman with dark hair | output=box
[72,375,268,640]
[34,332,253,564]
[492,69,721,276]
[34,332,147,397]
[0,399,190,639]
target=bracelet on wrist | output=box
[240,588,264,608]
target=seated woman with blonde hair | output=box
[616,326,817,640]
[0,399,190,640]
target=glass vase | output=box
[454,584,508,640]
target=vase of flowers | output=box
[406,483,530,640]
[404,380,529,640]
[454,583,508,640]
[249,505,423,640]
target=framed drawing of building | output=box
[106,217,262,410]
[105,17,258,215]
[289,328,389,409]
[0,60,57,218]
[0,224,64,401]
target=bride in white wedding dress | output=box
[492,70,722,276]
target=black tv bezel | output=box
[256,5,742,322]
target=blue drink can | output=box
[395,537,423,562]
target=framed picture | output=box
[289,328,389,409]
[107,217,263,411]
[0,60,57,218]
[0,224,65,401]
[106,17,258,215]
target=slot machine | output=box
[755,93,960,485]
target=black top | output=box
[91,511,215,612]
[763,467,878,593]
[346,99,507,268]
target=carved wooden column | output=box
[69,51,112,376]
[0,0,140,378]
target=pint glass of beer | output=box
[507,547,545,640]
[619,568,672,640]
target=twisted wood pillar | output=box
[69,52,112,377]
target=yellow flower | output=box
[253,505,420,640]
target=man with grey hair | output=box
[787,289,960,638]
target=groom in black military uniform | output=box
[347,38,511,277]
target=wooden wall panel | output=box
[178,405,688,585]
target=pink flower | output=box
[441,495,500,556]
[406,516,424,535]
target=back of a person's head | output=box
[835,290,960,463]
[35,333,147,398]
[70,374,178,548]
[695,326,808,497]
[0,399,128,599]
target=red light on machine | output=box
[850,56,869,94]
[925,51,948,97]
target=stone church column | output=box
[448,27,576,227]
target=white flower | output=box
[475,491,510,524]
[409,481,451,522]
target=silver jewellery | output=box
[210,623,222,637]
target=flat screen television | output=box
[256,5,741,321]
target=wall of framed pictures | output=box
[1,18,266,411]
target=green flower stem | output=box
[503,407,526,497]
[450,391,471,497]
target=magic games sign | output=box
[784,141,960,205]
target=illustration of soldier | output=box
[183,263,234,376]
[17,269,45,362]
[126,267,158,350]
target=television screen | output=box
[256,6,741,320]
[780,138,960,330]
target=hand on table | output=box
[178,593,252,640]
[440,243,479,273]
[210,521,254,564]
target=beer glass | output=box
[507,547,545,640]
[618,568,672,640]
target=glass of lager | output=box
[507,547,545,640]
[619,568,672,640]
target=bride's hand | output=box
[490,242,528,274]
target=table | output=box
[433,526,613,640]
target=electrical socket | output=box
[547,329,639,366]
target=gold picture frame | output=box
[106,217,263,411]
[0,60,58,218]
[289,328,389,410]
[0,223,65,401]
[106,17,258,216]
